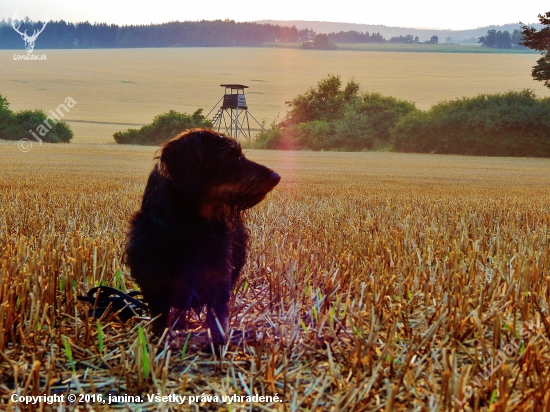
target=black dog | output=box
[125,129,280,346]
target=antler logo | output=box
[12,13,48,54]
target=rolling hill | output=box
[255,20,543,43]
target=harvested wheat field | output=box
[2,48,550,143]
[1,141,550,411]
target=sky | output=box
[1,0,547,30]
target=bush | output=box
[252,128,287,150]
[0,95,13,139]
[10,110,73,143]
[282,74,349,125]
[114,109,212,145]
[253,75,417,151]
[0,94,73,143]
[300,34,337,50]
[296,108,375,150]
[296,120,336,150]
[392,90,550,156]
[351,93,418,145]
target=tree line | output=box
[478,29,525,49]
[327,30,385,43]
[1,17,460,50]
[0,19,315,48]
[251,74,550,157]
[300,31,442,50]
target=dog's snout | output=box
[270,171,281,186]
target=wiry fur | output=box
[125,129,280,346]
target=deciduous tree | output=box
[521,12,550,88]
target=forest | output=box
[0,19,314,48]
[0,18,438,49]
[2,17,532,49]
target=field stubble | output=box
[1,143,550,410]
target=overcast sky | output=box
[1,0,547,30]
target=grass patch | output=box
[265,41,539,53]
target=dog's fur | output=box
[125,129,280,345]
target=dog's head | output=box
[159,129,280,216]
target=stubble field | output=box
[1,142,550,410]
[2,47,550,143]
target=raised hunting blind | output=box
[207,84,264,139]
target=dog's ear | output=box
[160,134,202,196]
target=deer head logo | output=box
[12,13,48,54]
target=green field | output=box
[2,47,549,144]
[267,41,541,53]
